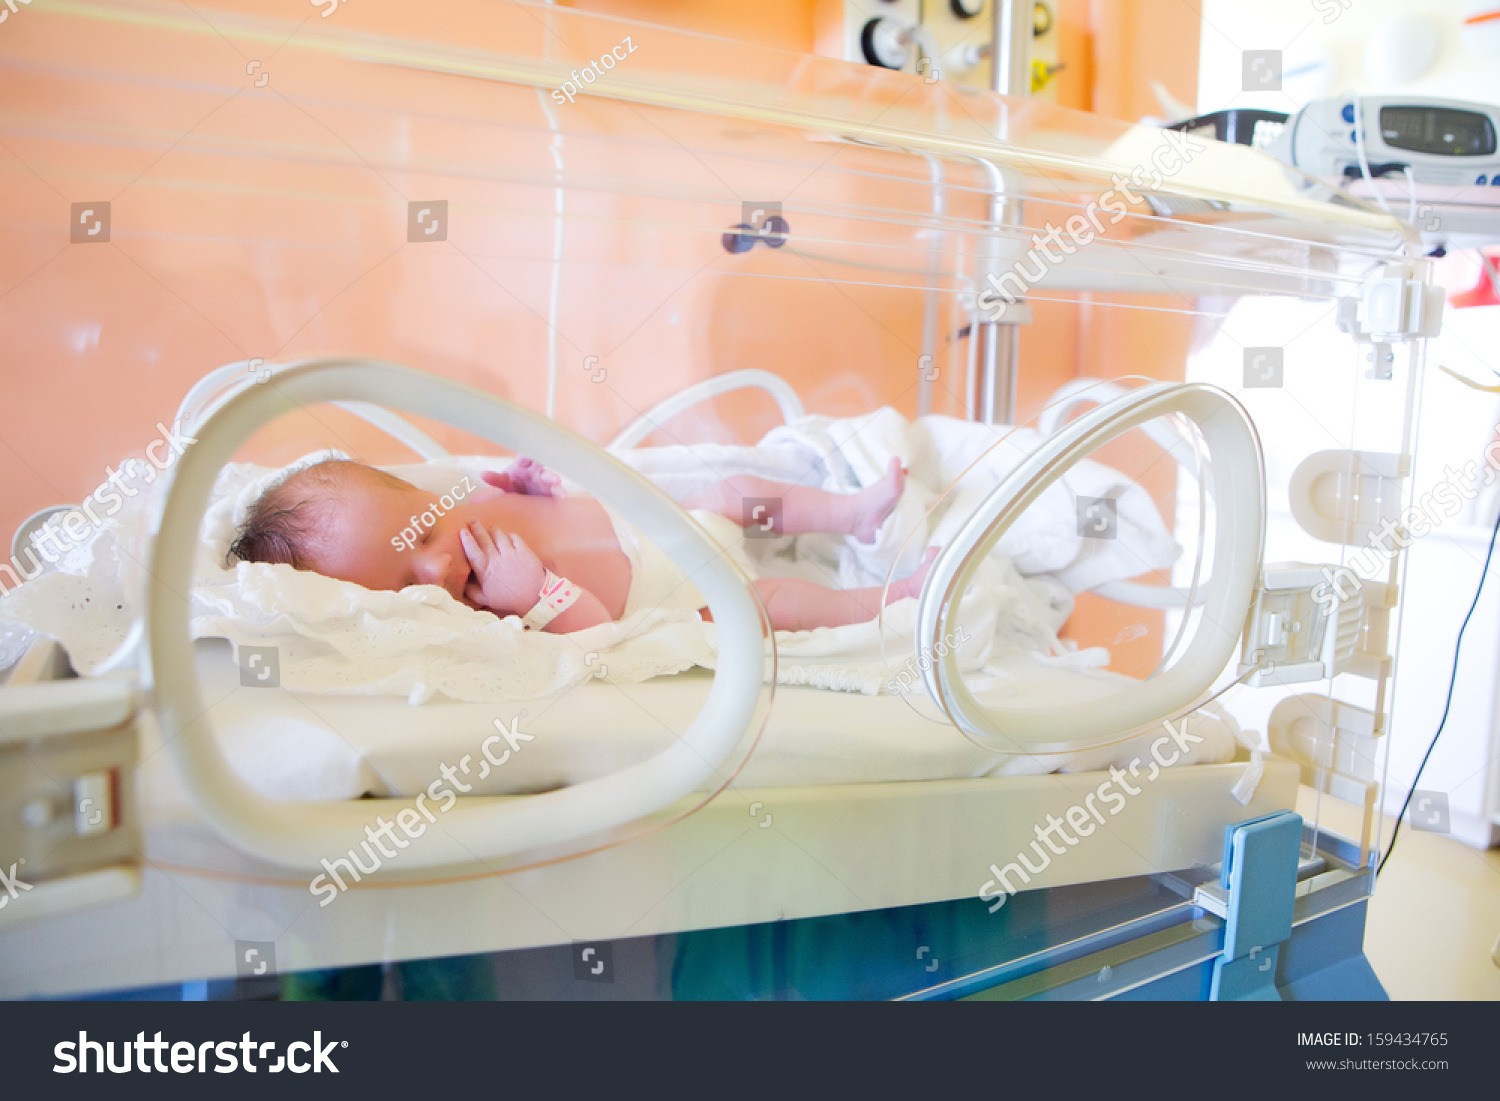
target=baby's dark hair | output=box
[228,460,414,569]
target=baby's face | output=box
[305,479,500,606]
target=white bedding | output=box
[0,407,1179,707]
[173,639,1244,803]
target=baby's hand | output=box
[459,521,548,615]
[482,457,564,498]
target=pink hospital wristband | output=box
[521,569,582,630]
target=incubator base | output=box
[0,749,1301,999]
[31,820,1381,1002]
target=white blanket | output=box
[626,409,1179,592]
[0,408,1179,705]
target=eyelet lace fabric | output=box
[0,457,1062,702]
[0,408,1177,704]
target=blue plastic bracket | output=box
[1208,811,1303,1001]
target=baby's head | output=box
[230,460,481,603]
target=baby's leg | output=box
[684,458,906,544]
[751,548,937,631]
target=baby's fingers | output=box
[458,527,483,566]
[508,532,541,562]
[461,525,498,571]
[484,526,514,560]
[467,520,500,558]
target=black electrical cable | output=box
[1377,492,1500,877]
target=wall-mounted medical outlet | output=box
[817,1,1060,102]
[921,0,995,91]
[819,0,926,77]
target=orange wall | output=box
[572,0,819,49]
[0,0,1201,599]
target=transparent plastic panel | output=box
[1184,289,1427,865]
[0,0,1428,997]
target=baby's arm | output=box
[459,521,610,632]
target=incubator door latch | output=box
[1336,263,1444,350]
[0,652,142,930]
[1238,564,1364,686]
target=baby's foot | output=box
[885,546,940,604]
[852,457,907,543]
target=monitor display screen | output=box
[1379,106,1497,156]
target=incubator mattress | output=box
[188,638,1244,802]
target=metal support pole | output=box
[973,0,1031,426]
[978,320,1019,425]
[991,0,1031,98]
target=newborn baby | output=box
[230,456,936,634]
